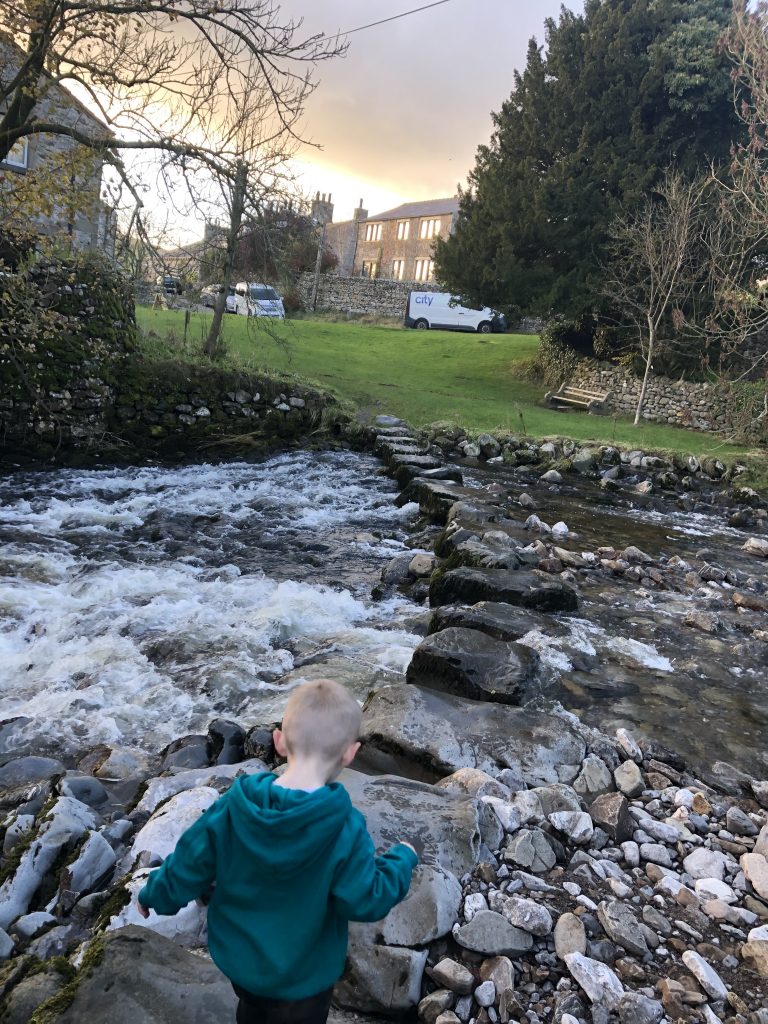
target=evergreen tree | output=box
[435,0,741,319]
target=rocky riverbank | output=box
[1,420,767,1023]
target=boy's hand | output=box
[136,901,150,919]
[400,841,418,856]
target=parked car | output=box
[404,290,505,333]
[233,282,285,319]
[156,274,183,295]
[200,283,237,312]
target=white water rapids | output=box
[0,452,422,757]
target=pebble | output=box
[564,952,625,1010]
[681,949,729,1000]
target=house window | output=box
[419,218,442,240]
[2,138,29,169]
[364,222,382,242]
[392,259,405,280]
[361,260,379,278]
[414,258,434,282]
[396,220,410,241]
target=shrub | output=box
[0,246,137,399]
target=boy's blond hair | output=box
[281,679,362,765]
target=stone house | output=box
[326,196,460,282]
[0,38,116,254]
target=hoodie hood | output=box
[226,772,352,876]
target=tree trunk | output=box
[634,325,655,426]
[205,160,247,359]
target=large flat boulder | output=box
[53,926,236,1023]
[406,627,539,705]
[428,602,566,642]
[430,568,578,612]
[360,684,586,786]
[339,769,480,878]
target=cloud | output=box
[278,0,583,219]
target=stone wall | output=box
[295,272,441,317]
[570,359,725,431]
[0,359,342,464]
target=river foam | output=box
[0,453,422,756]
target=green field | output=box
[136,306,752,458]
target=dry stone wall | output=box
[571,360,725,432]
[295,272,440,317]
[0,360,340,464]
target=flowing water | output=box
[1,450,766,779]
[0,452,422,759]
[464,461,768,779]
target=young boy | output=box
[137,679,418,1024]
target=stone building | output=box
[325,196,460,282]
[0,38,116,254]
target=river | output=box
[0,450,766,779]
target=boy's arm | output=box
[331,815,418,923]
[137,808,218,916]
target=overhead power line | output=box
[336,0,456,38]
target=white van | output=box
[404,291,505,333]
[233,282,285,319]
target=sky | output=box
[281,0,584,222]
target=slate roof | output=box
[367,197,460,222]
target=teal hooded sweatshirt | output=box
[138,772,418,1000]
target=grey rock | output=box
[430,958,475,994]
[501,895,553,936]
[1,968,67,1023]
[454,909,534,956]
[597,900,648,956]
[573,756,614,801]
[406,627,539,705]
[549,811,594,845]
[428,601,554,644]
[0,927,13,960]
[617,992,664,1024]
[533,783,582,816]
[419,990,455,1022]
[55,926,236,1022]
[681,949,728,1000]
[726,805,759,837]
[339,770,480,878]
[2,814,35,856]
[474,980,496,1007]
[504,829,556,873]
[614,761,644,798]
[58,773,109,808]
[61,830,116,897]
[0,756,64,810]
[554,912,587,959]
[27,923,83,960]
[564,952,624,1010]
[0,795,96,929]
[339,934,427,1013]
[429,567,579,613]
[683,847,728,881]
[378,865,461,946]
[11,911,56,940]
[360,684,586,788]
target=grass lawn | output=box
[136,306,754,459]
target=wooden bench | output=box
[544,383,612,414]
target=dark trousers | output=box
[232,983,334,1024]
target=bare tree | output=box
[0,2,346,225]
[602,171,707,425]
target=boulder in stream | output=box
[360,684,586,786]
[429,568,578,613]
[406,627,540,705]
